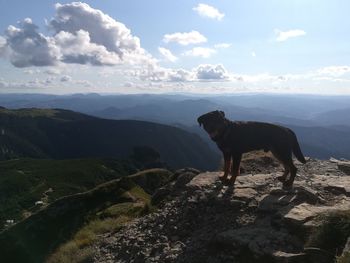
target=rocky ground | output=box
[93,156,350,263]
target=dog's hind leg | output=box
[228,153,242,185]
[271,147,293,184]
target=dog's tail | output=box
[288,129,307,164]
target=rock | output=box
[338,162,350,175]
[282,202,350,227]
[186,172,221,190]
[329,157,340,163]
[292,185,324,205]
[214,227,298,257]
[93,159,350,263]
[282,203,330,226]
[151,187,171,205]
[324,185,349,196]
[272,251,307,263]
[174,172,198,189]
[258,194,292,212]
[170,168,200,181]
[339,236,350,262]
[232,187,258,202]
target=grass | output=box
[46,201,148,263]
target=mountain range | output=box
[0,107,219,170]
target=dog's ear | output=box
[219,111,225,117]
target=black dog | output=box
[198,110,306,187]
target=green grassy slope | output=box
[0,158,136,227]
[0,168,172,263]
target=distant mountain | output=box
[0,107,219,170]
[312,107,350,126]
[286,124,350,159]
[1,93,350,159]
[1,93,349,125]
[91,98,314,127]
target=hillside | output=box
[0,158,136,228]
[0,107,219,170]
[0,168,172,263]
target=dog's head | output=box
[197,110,227,140]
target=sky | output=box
[0,0,350,94]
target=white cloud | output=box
[167,69,194,82]
[214,43,232,49]
[1,2,154,67]
[136,63,230,82]
[275,29,306,42]
[316,66,350,77]
[158,47,177,62]
[251,51,256,57]
[183,47,216,58]
[4,19,59,67]
[50,2,141,58]
[44,68,62,75]
[193,4,225,21]
[23,69,41,74]
[163,31,207,46]
[54,30,120,65]
[195,64,229,80]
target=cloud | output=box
[183,47,216,58]
[1,2,154,67]
[44,68,61,75]
[50,2,141,58]
[193,4,225,21]
[214,43,232,49]
[167,69,194,82]
[163,31,207,46]
[195,64,229,80]
[4,18,59,67]
[60,75,72,82]
[316,66,350,77]
[137,63,230,82]
[158,47,177,62]
[0,36,9,57]
[54,30,120,65]
[23,69,41,74]
[275,29,306,42]
[251,51,256,57]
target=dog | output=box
[197,110,306,187]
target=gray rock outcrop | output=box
[94,158,350,263]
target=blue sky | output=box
[0,0,350,94]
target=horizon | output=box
[1,1,350,94]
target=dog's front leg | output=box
[229,153,242,185]
[220,152,231,182]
